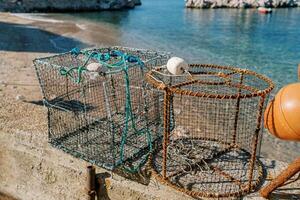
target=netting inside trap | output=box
[34,47,169,171]
[146,64,274,197]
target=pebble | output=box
[89,72,99,80]
[16,94,25,101]
[174,108,182,115]
[0,80,6,87]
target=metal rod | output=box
[162,89,171,179]
[210,165,243,187]
[260,157,300,198]
[247,96,265,192]
[87,165,96,200]
[232,73,244,144]
[96,175,104,200]
[103,81,116,167]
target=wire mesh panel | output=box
[34,47,169,171]
[146,64,274,198]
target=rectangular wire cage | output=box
[34,47,170,171]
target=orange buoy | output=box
[264,83,300,141]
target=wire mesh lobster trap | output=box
[34,47,170,171]
[146,64,274,198]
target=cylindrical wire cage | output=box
[146,64,274,198]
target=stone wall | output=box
[0,0,141,12]
[185,0,299,8]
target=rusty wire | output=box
[146,64,274,198]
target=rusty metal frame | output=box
[146,64,274,198]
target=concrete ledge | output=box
[1,127,299,200]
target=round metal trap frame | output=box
[146,64,274,198]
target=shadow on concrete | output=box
[254,158,271,193]
[269,191,300,200]
[112,166,152,186]
[0,21,87,53]
[26,99,153,186]
[24,100,44,106]
[25,99,96,112]
[95,170,152,200]
[0,192,19,200]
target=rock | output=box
[172,126,190,140]
[125,0,136,8]
[133,0,142,5]
[89,72,99,80]
[185,0,299,8]
[0,0,141,12]
[16,94,25,101]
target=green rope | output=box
[59,66,87,84]
[64,48,152,173]
[116,55,152,173]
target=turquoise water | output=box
[70,0,300,89]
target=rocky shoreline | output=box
[185,0,299,8]
[0,0,141,12]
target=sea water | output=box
[69,0,300,90]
